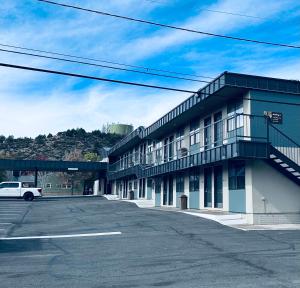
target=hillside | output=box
[0,128,123,161]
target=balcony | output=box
[108,114,270,180]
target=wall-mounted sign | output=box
[264,111,283,124]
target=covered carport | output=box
[0,159,108,195]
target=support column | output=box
[34,168,38,187]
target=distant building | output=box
[107,124,133,136]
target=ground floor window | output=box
[162,176,173,205]
[139,178,146,198]
[204,168,212,207]
[214,166,223,208]
[176,175,184,208]
[176,175,184,192]
[229,160,245,190]
[189,172,199,192]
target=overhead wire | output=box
[144,0,265,19]
[0,48,210,83]
[36,0,300,49]
[1,62,300,106]
[0,62,198,94]
[0,43,213,80]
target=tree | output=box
[6,135,14,144]
[64,148,84,161]
[35,135,46,144]
[83,152,101,162]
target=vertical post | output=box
[266,116,270,157]
[34,168,38,187]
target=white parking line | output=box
[0,231,122,240]
[5,254,63,258]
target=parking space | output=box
[0,197,300,288]
[0,200,31,237]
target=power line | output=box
[37,0,300,49]
[0,43,213,80]
[0,48,210,83]
[1,61,300,106]
[200,9,265,20]
[145,0,265,20]
[0,62,198,94]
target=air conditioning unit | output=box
[179,147,188,157]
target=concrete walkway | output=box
[103,195,155,208]
[103,195,300,231]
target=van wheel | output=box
[23,192,34,201]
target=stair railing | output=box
[268,120,300,165]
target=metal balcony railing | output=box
[109,114,270,173]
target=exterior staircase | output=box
[267,123,300,186]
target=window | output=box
[56,184,62,189]
[190,119,200,146]
[66,184,72,189]
[134,147,139,163]
[176,175,184,192]
[22,182,34,188]
[155,142,162,164]
[45,183,52,188]
[8,183,19,188]
[134,181,138,190]
[163,138,169,162]
[176,128,185,157]
[155,178,161,194]
[0,183,10,188]
[214,112,223,146]
[169,135,174,161]
[229,161,245,190]
[204,117,212,149]
[227,100,244,138]
[189,171,199,192]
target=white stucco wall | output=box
[251,160,300,214]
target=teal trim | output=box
[146,187,152,200]
[229,189,246,212]
[176,192,183,208]
[189,190,199,209]
[250,90,300,144]
[155,191,161,207]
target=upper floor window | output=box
[176,128,185,156]
[227,100,244,137]
[190,119,200,146]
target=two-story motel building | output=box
[107,72,300,224]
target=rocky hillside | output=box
[0,128,123,161]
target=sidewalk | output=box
[103,196,300,231]
[102,195,155,208]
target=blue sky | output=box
[0,0,299,137]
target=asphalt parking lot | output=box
[0,197,300,288]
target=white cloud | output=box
[0,83,192,137]
[0,0,298,138]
